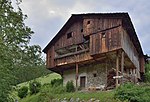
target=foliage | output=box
[17,73,61,88]
[0,0,49,101]
[145,63,150,82]
[11,73,60,102]
[15,63,51,84]
[29,81,41,95]
[114,83,150,102]
[66,80,75,92]
[19,93,40,102]
[42,83,65,94]
[51,78,63,87]
[18,86,28,98]
[36,82,65,102]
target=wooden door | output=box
[101,32,108,53]
[80,76,86,88]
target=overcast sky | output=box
[13,0,150,56]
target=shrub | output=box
[38,83,66,102]
[145,63,150,82]
[114,83,150,102]
[52,85,66,94]
[18,86,28,98]
[42,83,65,94]
[51,78,63,87]
[29,80,41,95]
[66,80,75,92]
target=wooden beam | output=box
[121,51,124,84]
[105,60,108,87]
[89,24,121,36]
[75,62,79,91]
[55,49,89,59]
[116,52,119,88]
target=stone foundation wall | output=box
[63,63,108,89]
[86,64,107,88]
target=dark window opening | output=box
[102,32,106,38]
[81,29,83,32]
[93,73,97,77]
[67,32,72,39]
[87,21,90,24]
[83,35,90,41]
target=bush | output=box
[29,80,41,95]
[66,80,75,92]
[145,63,150,82]
[51,78,63,87]
[38,83,66,102]
[18,86,28,98]
[42,83,65,94]
[114,83,150,102]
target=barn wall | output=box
[83,18,122,36]
[63,68,76,86]
[54,21,84,50]
[121,28,140,71]
[140,57,145,73]
[46,46,55,68]
[90,27,122,55]
[83,18,122,55]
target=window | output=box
[93,73,97,77]
[102,32,106,38]
[87,21,90,24]
[83,35,90,41]
[81,29,83,33]
[67,32,72,39]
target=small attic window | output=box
[87,21,90,24]
[102,32,106,38]
[67,32,73,39]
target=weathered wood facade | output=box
[43,13,145,89]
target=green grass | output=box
[19,91,115,102]
[15,73,116,102]
[19,93,40,102]
[12,73,61,101]
[55,91,114,101]
[19,91,114,102]
[17,73,61,88]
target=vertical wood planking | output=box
[54,21,83,50]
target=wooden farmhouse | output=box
[43,13,145,90]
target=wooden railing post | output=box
[116,52,119,88]
[75,62,78,91]
[121,51,124,84]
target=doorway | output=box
[80,76,86,88]
[107,69,116,89]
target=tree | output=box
[0,0,46,101]
[145,62,150,82]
